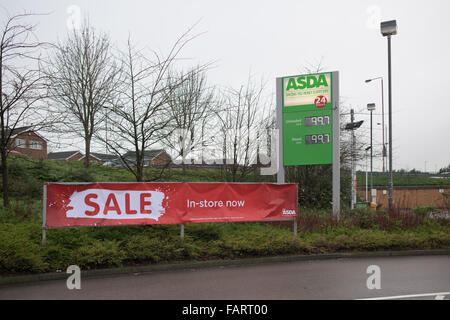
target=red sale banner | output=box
[44,182,298,228]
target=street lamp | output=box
[365,146,372,202]
[367,103,376,197]
[365,77,386,172]
[381,19,397,211]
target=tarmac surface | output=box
[0,253,449,300]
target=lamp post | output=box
[365,77,386,172]
[365,146,372,202]
[381,19,397,211]
[367,103,376,197]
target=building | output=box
[47,150,84,161]
[88,152,120,165]
[8,126,47,159]
[357,186,450,209]
[121,149,172,167]
[47,149,172,168]
[47,150,106,164]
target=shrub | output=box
[412,205,436,217]
[71,239,125,269]
[0,221,49,273]
[187,224,223,241]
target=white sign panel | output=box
[283,73,331,107]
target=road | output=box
[0,255,449,300]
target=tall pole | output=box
[276,78,285,185]
[105,109,108,154]
[364,77,385,172]
[381,78,385,173]
[387,35,394,211]
[365,150,368,202]
[332,72,341,220]
[350,109,355,209]
[370,109,373,192]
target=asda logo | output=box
[286,74,329,91]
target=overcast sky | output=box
[2,0,449,172]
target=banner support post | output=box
[277,78,297,237]
[42,183,47,248]
[293,220,297,237]
[180,224,185,239]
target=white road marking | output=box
[357,292,450,300]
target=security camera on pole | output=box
[345,110,363,209]
[367,103,376,203]
[364,146,372,203]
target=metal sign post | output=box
[276,78,296,236]
[331,72,340,220]
[276,71,340,221]
[42,183,47,248]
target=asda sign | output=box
[279,72,335,166]
[283,73,332,109]
[276,71,340,219]
[285,74,329,90]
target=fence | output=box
[357,185,450,209]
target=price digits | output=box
[305,116,330,127]
[305,134,330,144]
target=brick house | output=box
[84,152,119,165]
[47,150,84,161]
[8,126,47,159]
[122,149,172,167]
[48,151,115,165]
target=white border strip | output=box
[357,292,450,300]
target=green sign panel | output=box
[282,72,333,166]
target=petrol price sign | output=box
[281,72,334,166]
[276,71,340,219]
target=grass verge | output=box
[0,202,448,275]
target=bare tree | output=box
[0,12,47,207]
[44,21,119,167]
[99,30,201,182]
[214,75,270,182]
[163,66,216,174]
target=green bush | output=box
[71,239,125,269]
[186,223,223,241]
[412,205,436,217]
[0,220,48,273]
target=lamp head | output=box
[367,103,376,111]
[380,20,397,37]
